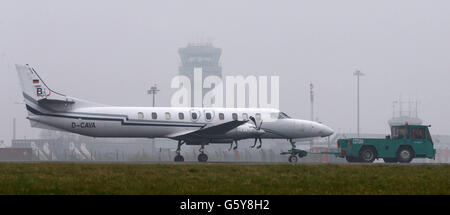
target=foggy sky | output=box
[1,0,450,144]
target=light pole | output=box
[310,82,314,152]
[12,102,24,142]
[353,70,364,137]
[13,118,16,140]
[147,84,159,155]
[147,84,160,107]
[310,83,314,121]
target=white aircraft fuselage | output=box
[17,64,334,162]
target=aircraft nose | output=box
[315,123,334,137]
[322,125,334,137]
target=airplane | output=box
[16,64,334,163]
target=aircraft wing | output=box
[168,120,249,140]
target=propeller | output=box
[249,116,262,130]
[249,116,263,149]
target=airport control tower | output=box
[178,42,222,107]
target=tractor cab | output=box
[389,124,433,144]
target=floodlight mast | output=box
[310,83,314,121]
[147,84,160,152]
[354,70,365,137]
[147,84,160,107]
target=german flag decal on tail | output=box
[33,79,39,84]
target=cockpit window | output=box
[278,112,291,119]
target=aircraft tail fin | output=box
[16,64,103,116]
[16,64,66,104]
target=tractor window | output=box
[391,126,409,139]
[411,127,426,139]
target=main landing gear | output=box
[198,144,208,162]
[228,140,238,151]
[173,140,209,163]
[280,139,308,163]
[174,140,185,162]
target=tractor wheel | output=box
[397,147,414,163]
[359,147,376,163]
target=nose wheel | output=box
[288,155,298,163]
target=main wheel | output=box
[288,155,298,163]
[383,158,398,163]
[198,153,208,162]
[359,147,376,163]
[174,155,184,162]
[397,147,414,163]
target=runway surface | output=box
[0,160,446,165]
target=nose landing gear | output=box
[281,139,308,163]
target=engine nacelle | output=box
[223,123,265,139]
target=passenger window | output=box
[178,113,184,120]
[219,113,225,120]
[191,112,198,120]
[206,112,212,120]
[152,112,157,119]
[165,112,171,120]
[137,112,144,120]
[412,127,425,139]
[255,113,261,121]
[242,113,248,120]
[232,113,238,120]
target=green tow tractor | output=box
[281,123,436,163]
[337,124,436,163]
